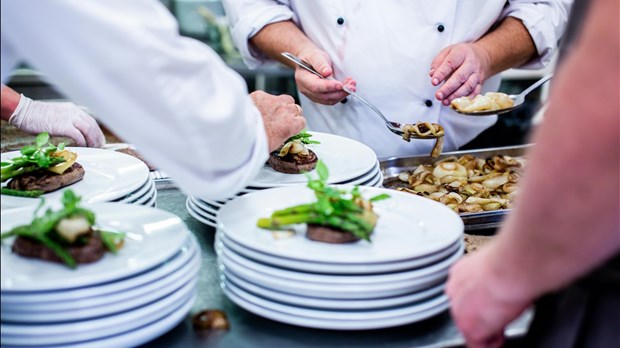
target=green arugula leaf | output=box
[316,160,329,182]
[35,132,50,147]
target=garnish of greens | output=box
[0,190,125,269]
[257,161,390,241]
[1,132,66,183]
[285,130,321,145]
[277,130,321,157]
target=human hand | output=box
[8,95,105,147]
[295,48,356,105]
[430,43,491,106]
[446,248,532,348]
[250,91,306,152]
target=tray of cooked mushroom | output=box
[380,145,531,230]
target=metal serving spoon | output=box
[281,52,441,139]
[453,74,553,116]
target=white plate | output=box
[224,270,445,310]
[1,203,189,291]
[1,251,200,322]
[248,132,376,188]
[58,293,195,348]
[0,281,196,345]
[142,189,158,207]
[218,240,461,286]
[191,197,219,216]
[118,178,153,203]
[224,279,448,321]
[1,235,198,304]
[218,251,453,299]
[200,198,224,208]
[186,198,217,228]
[217,231,462,274]
[130,182,157,205]
[1,147,150,208]
[218,186,463,264]
[223,282,449,330]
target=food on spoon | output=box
[0,190,125,268]
[450,92,514,113]
[386,154,525,213]
[257,161,390,243]
[1,132,83,197]
[267,130,320,174]
[401,122,445,158]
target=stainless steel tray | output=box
[380,145,533,231]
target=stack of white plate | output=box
[187,132,382,228]
[214,185,464,330]
[0,203,200,347]
[1,148,156,209]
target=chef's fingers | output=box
[430,46,454,81]
[436,64,479,104]
[275,94,295,105]
[295,69,343,92]
[61,124,88,147]
[305,51,333,77]
[443,73,481,105]
[318,91,351,105]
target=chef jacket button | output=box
[437,24,445,32]
[425,99,433,107]
[340,97,348,104]
[337,17,345,25]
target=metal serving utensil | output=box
[453,74,553,116]
[281,52,441,140]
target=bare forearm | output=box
[250,20,319,69]
[488,0,620,301]
[475,17,537,77]
[1,85,21,121]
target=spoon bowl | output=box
[453,74,553,116]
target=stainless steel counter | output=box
[141,184,532,348]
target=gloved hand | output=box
[8,95,105,147]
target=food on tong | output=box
[401,122,445,158]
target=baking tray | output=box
[380,145,533,231]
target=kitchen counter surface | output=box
[140,184,532,348]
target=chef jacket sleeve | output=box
[0,0,269,200]
[501,0,573,69]
[222,0,295,69]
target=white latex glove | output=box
[8,95,105,147]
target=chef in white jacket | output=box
[223,0,571,159]
[0,0,305,200]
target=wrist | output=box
[483,241,539,307]
[7,94,33,127]
[471,41,493,80]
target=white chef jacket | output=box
[1,0,269,200]
[223,0,571,159]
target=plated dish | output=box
[1,190,125,268]
[258,161,389,243]
[1,146,150,209]
[1,132,82,198]
[267,130,320,174]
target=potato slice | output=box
[47,150,78,174]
